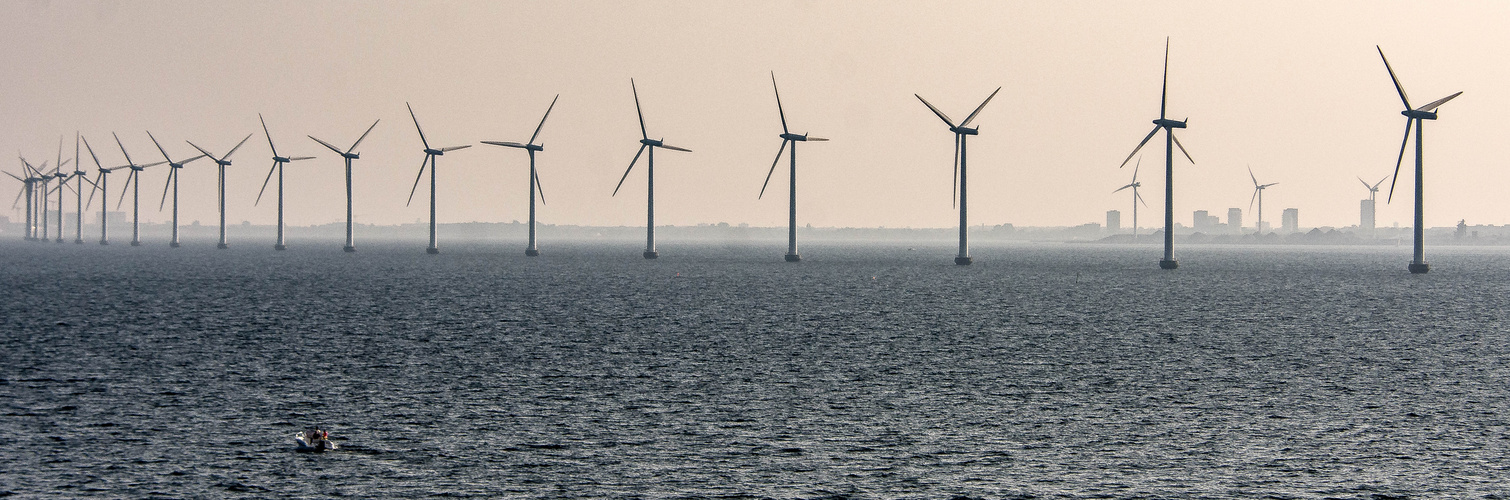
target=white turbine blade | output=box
[186,140,218,162]
[1249,165,1258,187]
[658,143,692,153]
[528,94,559,146]
[914,94,956,128]
[533,167,546,206]
[1376,46,1412,109]
[159,168,174,210]
[1249,187,1259,211]
[309,135,345,154]
[481,141,528,149]
[146,130,174,163]
[223,133,254,160]
[1113,183,1135,194]
[255,162,277,206]
[758,140,787,199]
[115,172,134,210]
[405,155,429,206]
[259,113,279,158]
[1387,119,1413,203]
[348,119,380,153]
[771,72,789,134]
[112,132,135,167]
[289,156,316,161]
[958,86,1002,127]
[1416,91,1462,112]
[439,145,471,153]
[1172,133,1194,164]
[1120,126,1160,168]
[81,137,106,169]
[631,79,648,140]
[1262,182,1279,188]
[612,144,647,196]
[407,102,431,150]
[806,136,828,142]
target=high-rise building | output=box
[1282,208,1299,233]
[1360,199,1375,232]
[1106,210,1121,233]
[1192,210,1219,232]
[1227,208,1243,234]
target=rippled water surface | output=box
[4,240,1510,499]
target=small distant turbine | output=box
[187,134,254,250]
[759,73,827,263]
[481,94,557,257]
[50,137,73,243]
[1377,45,1462,274]
[147,131,207,248]
[1359,175,1386,203]
[1118,38,1195,270]
[68,133,91,244]
[612,79,692,260]
[916,86,1000,266]
[111,133,168,246]
[1247,166,1278,235]
[81,136,128,245]
[254,114,315,251]
[309,119,379,253]
[1112,157,1148,242]
[404,103,471,255]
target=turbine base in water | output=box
[55,238,63,243]
[130,241,140,247]
[643,251,659,260]
[99,241,108,246]
[216,243,228,249]
[74,239,83,245]
[343,246,356,253]
[525,249,540,257]
[1160,259,1179,270]
[785,253,801,262]
[1409,262,1430,274]
[274,244,286,251]
[954,256,972,266]
[169,242,180,248]
[426,247,440,255]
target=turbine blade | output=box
[439,145,471,153]
[1359,176,1371,190]
[259,113,278,158]
[1387,119,1413,203]
[1376,46,1413,110]
[759,140,787,199]
[1416,91,1462,112]
[1249,165,1258,187]
[1138,190,1147,207]
[115,171,133,210]
[806,137,828,142]
[11,186,22,209]
[1375,175,1387,190]
[159,168,173,210]
[533,167,546,206]
[1119,126,1161,168]
[222,133,254,160]
[1113,183,1135,194]
[182,154,207,164]
[347,119,380,153]
[658,144,692,153]
[85,173,101,209]
[406,155,429,207]
[309,135,345,154]
[631,79,648,140]
[289,156,316,161]
[1172,133,1194,164]
[1263,182,1279,188]
[771,72,789,134]
[407,102,430,150]
[255,163,277,206]
[112,132,135,167]
[1161,37,1170,119]
[1132,157,1141,181]
[612,144,647,196]
[952,134,959,208]
[914,94,956,128]
[528,94,559,145]
[81,136,105,169]
[146,130,174,163]
[1249,187,1258,211]
[959,86,1002,127]
[481,141,528,149]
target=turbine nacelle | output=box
[640,138,663,148]
[948,126,979,136]
[423,148,444,156]
[780,132,825,142]
[1402,109,1438,120]
[1153,118,1187,129]
[273,156,292,163]
[214,159,232,166]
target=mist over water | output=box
[3,241,1510,498]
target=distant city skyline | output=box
[3,1,1508,231]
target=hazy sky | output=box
[3,1,1508,230]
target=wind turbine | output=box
[612,79,692,260]
[254,114,315,251]
[758,73,827,262]
[309,119,379,252]
[82,136,127,245]
[112,133,167,246]
[147,131,206,247]
[1358,175,1386,235]
[1377,45,1463,274]
[404,103,471,255]
[481,95,557,257]
[1113,157,1147,242]
[187,134,253,250]
[1359,175,1386,203]
[26,158,55,242]
[3,162,36,241]
[49,138,74,243]
[1118,38,1195,270]
[69,133,89,244]
[1248,166,1278,235]
[916,86,1000,266]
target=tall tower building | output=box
[1227,208,1243,235]
[1282,208,1299,233]
[1106,210,1121,233]
[1360,199,1376,232]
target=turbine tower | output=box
[1113,157,1147,242]
[27,158,54,242]
[759,73,827,263]
[915,86,1000,266]
[147,131,206,248]
[404,103,471,255]
[51,138,73,243]
[3,164,36,241]
[1118,38,1195,270]
[71,134,87,243]
[1247,166,1278,235]
[481,95,557,257]
[1378,45,1463,274]
[612,79,692,260]
[112,133,168,246]
[187,134,253,250]
[81,136,126,245]
[254,114,315,251]
[309,119,379,253]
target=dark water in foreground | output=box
[3,240,1510,499]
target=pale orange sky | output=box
[3,0,1507,230]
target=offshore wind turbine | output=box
[69,133,89,244]
[309,119,379,252]
[405,103,471,255]
[27,158,54,242]
[759,73,827,262]
[147,131,206,247]
[187,134,253,250]
[1247,166,1278,235]
[916,86,1000,266]
[1377,45,1463,274]
[1113,157,1147,241]
[481,95,557,257]
[82,136,127,245]
[3,163,36,241]
[254,114,315,251]
[612,79,692,260]
[112,133,168,246]
[1118,38,1195,270]
[50,138,74,243]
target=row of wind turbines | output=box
[6,41,1461,273]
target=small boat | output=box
[295,428,337,452]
